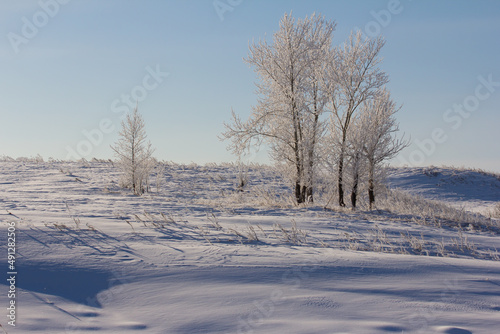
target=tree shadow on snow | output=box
[16,265,113,308]
[444,328,473,334]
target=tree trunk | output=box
[337,151,345,207]
[368,182,375,210]
[368,163,375,210]
[295,182,303,204]
[301,185,307,204]
[306,185,313,203]
[351,152,361,209]
[295,183,313,204]
[306,87,319,205]
[300,185,312,203]
[351,170,359,209]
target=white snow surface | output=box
[1,160,499,334]
[387,166,500,215]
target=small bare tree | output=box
[111,106,155,195]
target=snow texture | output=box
[0,160,499,333]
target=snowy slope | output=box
[0,160,499,334]
[387,166,500,215]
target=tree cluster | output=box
[222,12,407,209]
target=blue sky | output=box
[1,0,499,171]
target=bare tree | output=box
[346,115,368,209]
[324,31,388,207]
[358,88,408,210]
[111,105,155,195]
[222,13,335,204]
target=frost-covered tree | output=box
[346,115,368,209]
[358,88,408,210]
[111,106,155,195]
[325,31,388,207]
[222,13,335,204]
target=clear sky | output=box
[1,0,499,172]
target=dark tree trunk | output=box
[368,178,375,210]
[295,184,313,204]
[306,87,318,206]
[338,154,345,207]
[368,164,375,210]
[300,185,312,204]
[295,182,303,204]
[351,171,359,209]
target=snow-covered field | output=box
[1,160,499,334]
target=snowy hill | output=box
[387,166,500,215]
[0,160,499,334]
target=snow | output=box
[387,166,500,215]
[1,160,499,333]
